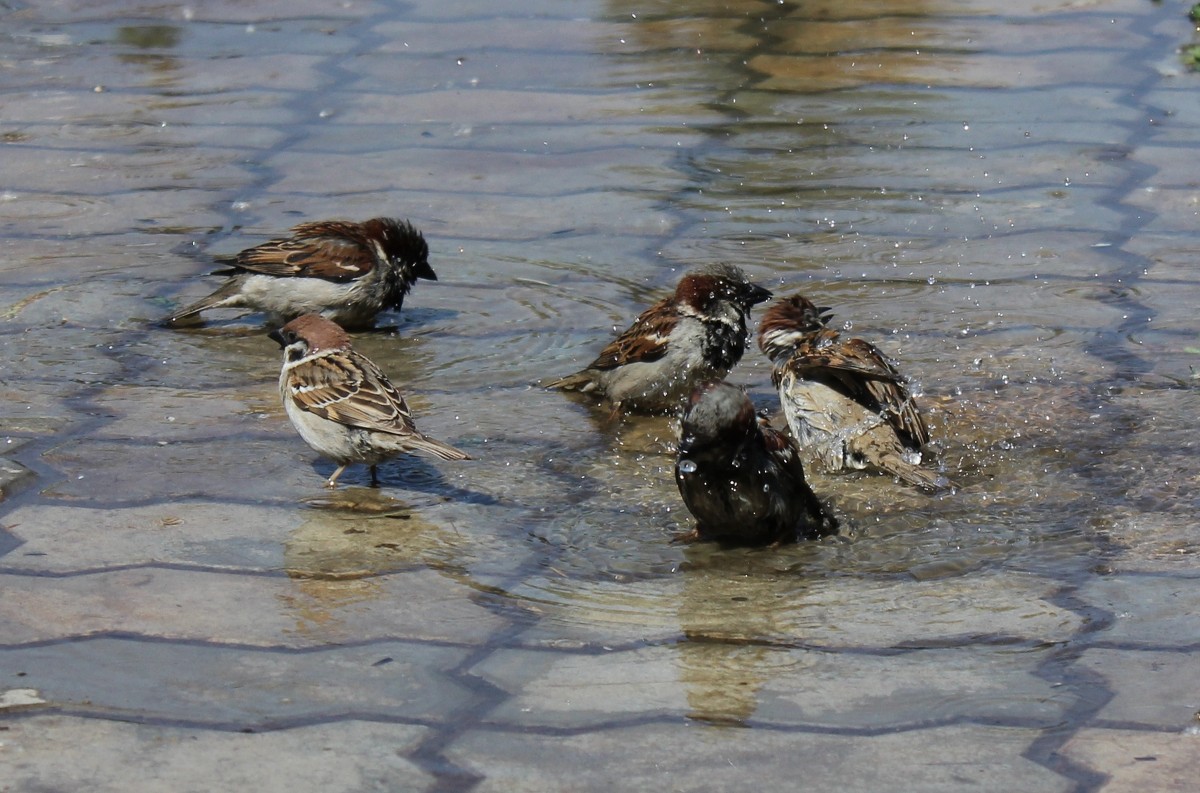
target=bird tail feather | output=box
[410,435,472,461]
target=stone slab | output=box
[472,641,1070,730]
[1,637,474,728]
[0,567,506,647]
[448,723,1072,793]
[1073,649,1200,729]
[0,715,433,793]
[1060,728,1200,793]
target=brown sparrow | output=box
[269,313,470,488]
[758,293,948,491]
[547,263,772,414]
[167,217,436,329]
[674,382,837,546]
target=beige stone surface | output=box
[472,641,1070,729]
[0,457,35,502]
[514,570,1085,648]
[0,567,504,646]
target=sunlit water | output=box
[1,0,1197,739]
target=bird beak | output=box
[747,283,773,306]
[818,306,835,323]
[414,259,438,281]
[268,327,286,348]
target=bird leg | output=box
[669,527,702,544]
[325,464,348,489]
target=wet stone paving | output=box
[1,0,1199,790]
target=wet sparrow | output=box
[674,382,837,546]
[270,313,470,488]
[547,263,772,414]
[167,217,436,329]
[758,293,947,491]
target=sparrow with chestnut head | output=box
[548,263,772,414]
[758,293,948,492]
[167,217,436,329]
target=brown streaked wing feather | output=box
[587,298,677,370]
[791,335,904,392]
[859,376,929,446]
[290,352,419,437]
[759,420,792,455]
[796,334,901,380]
[838,339,929,446]
[760,421,809,480]
[235,224,376,281]
[791,336,929,446]
[888,391,929,446]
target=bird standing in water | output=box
[674,382,837,546]
[758,293,947,492]
[270,313,469,488]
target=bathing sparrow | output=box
[269,313,469,488]
[548,263,771,414]
[168,217,435,329]
[674,382,837,546]
[758,293,947,491]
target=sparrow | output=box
[758,293,948,491]
[166,217,436,329]
[269,313,470,488]
[674,382,837,546]
[546,263,772,414]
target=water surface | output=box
[1,0,1198,788]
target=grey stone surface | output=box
[1,637,474,727]
[1074,574,1200,646]
[1073,649,1200,729]
[448,723,1074,793]
[0,0,1198,789]
[1060,729,1200,793]
[0,716,433,793]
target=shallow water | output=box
[1,0,1198,787]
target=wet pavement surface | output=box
[1,0,1199,790]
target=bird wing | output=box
[288,351,418,437]
[586,297,676,370]
[234,222,376,281]
[758,420,805,473]
[788,334,929,447]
